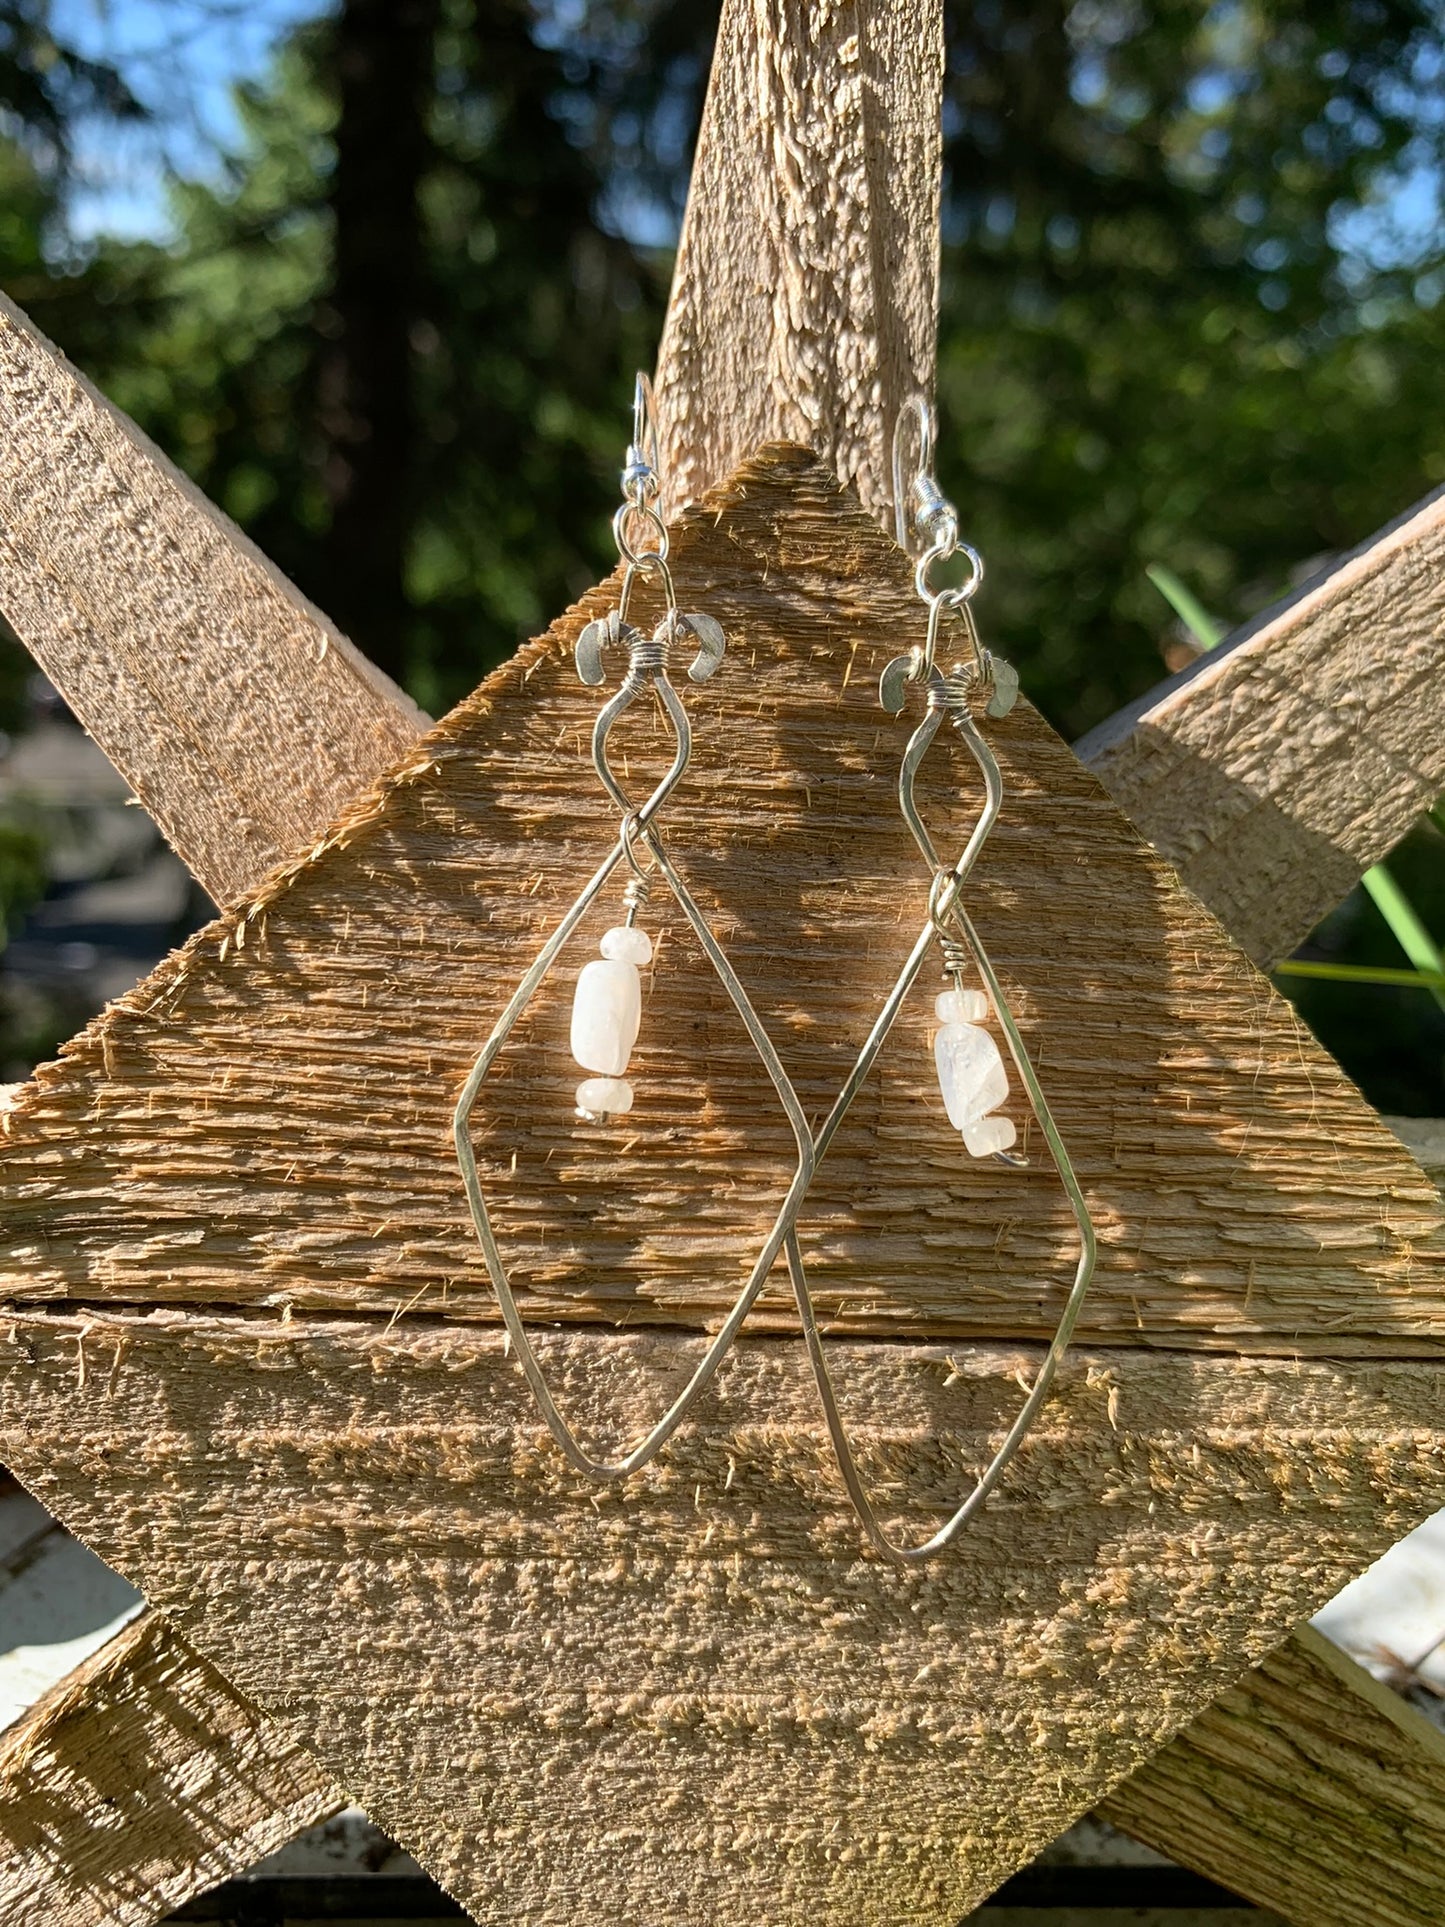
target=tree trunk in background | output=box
[315,0,440,682]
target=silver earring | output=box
[781,396,1099,1563]
[454,373,815,1481]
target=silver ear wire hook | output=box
[625,370,663,516]
[891,393,933,552]
[889,396,984,670]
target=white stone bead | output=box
[962,1113,1016,1158]
[576,1076,634,1117]
[600,925,652,965]
[935,987,989,1023]
[570,957,641,1075]
[934,1022,1009,1131]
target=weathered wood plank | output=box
[1076,490,1445,969]
[0,0,1438,1882]
[0,275,1441,1911]
[1391,1112,1445,1188]
[653,0,942,519]
[0,448,1441,1926]
[0,293,426,908]
[1,1306,1442,1926]
[1102,1624,1445,1927]
[11,1117,1433,1927]
[0,1611,341,1927]
[3,447,1435,1358]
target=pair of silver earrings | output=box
[454,376,1097,1564]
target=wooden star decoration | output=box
[0,445,1440,1924]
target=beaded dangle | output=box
[780,396,1099,1564]
[454,374,815,1482]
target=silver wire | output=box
[774,398,1101,1565]
[783,684,1097,1563]
[453,373,815,1482]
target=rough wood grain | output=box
[1,447,1436,1358]
[0,233,1442,1918]
[1076,490,1445,969]
[653,0,942,519]
[1103,1624,1445,1927]
[1,1305,1443,1926]
[0,1610,341,1927]
[0,293,427,907]
[1,449,1443,1925]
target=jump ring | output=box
[614,502,670,567]
[922,594,986,679]
[915,534,983,607]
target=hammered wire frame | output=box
[781,672,1097,1562]
[760,391,1102,1563]
[453,492,815,1484]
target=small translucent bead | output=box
[600,925,653,965]
[934,1022,1009,1131]
[571,958,642,1075]
[935,987,989,1024]
[963,1113,1017,1159]
[576,1076,634,1118]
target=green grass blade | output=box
[1360,861,1445,1015]
[1145,563,1225,652]
[1275,960,1445,992]
[1363,865,1445,972]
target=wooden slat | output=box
[0,449,1441,1927]
[1076,490,1445,968]
[0,375,1441,1927]
[0,1611,341,1927]
[1089,1105,1445,1927]
[3,448,1433,1360]
[0,0,1438,1894]
[1392,1112,1445,1188]
[1102,1624,1445,1927]
[3,1306,1445,1926]
[0,293,426,909]
[653,0,942,519]
[4,1141,1430,1927]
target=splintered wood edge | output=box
[0,1611,342,1927]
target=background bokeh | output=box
[0,0,1442,1107]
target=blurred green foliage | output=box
[0,813,45,949]
[935,1,1445,732]
[1288,819,1445,1115]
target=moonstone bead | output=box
[576,1075,634,1117]
[600,924,653,965]
[933,1021,1009,1131]
[962,1113,1016,1158]
[570,957,641,1076]
[935,987,989,1023]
